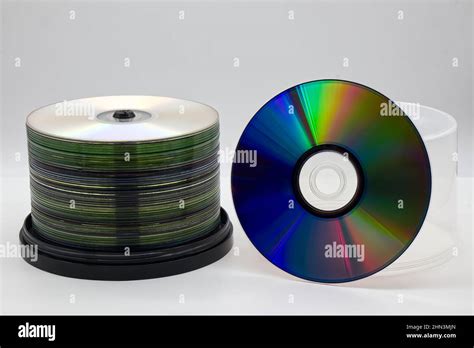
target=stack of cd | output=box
[20,96,233,280]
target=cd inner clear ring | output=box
[293,144,365,218]
[96,109,152,123]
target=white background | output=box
[0,0,472,314]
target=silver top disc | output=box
[26,95,219,142]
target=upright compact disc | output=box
[231,80,431,283]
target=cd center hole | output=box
[314,167,342,196]
[113,110,136,120]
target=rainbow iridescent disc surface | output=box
[231,80,431,283]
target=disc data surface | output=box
[231,80,431,283]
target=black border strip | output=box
[0,316,472,346]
